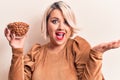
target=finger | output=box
[118,40,120,42]
[115,40,120,48]
[4,28,8,37]
[117,40,120,44]
[4,28,11,41]
[110,41,120,48]
[15,36,24,39]
[11,33,16,40]
[13,34,27,42]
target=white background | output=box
[0,0,120,80]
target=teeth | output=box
[56,32,65,40]
[56,33,64,36]
[58,34,63,36]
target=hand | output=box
[92,40,120,53]
[4,28,26,48]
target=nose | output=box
[58,22,65,30]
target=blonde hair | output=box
[41,1,77,39]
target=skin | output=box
[4,10,120,53]
[47,9,72,53]
[93,40,120,53]
[4,28,26,48]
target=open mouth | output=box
[55,32,65,40]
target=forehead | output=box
[49,9,64,19]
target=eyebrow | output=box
[49,17,59,20]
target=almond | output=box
[7,22,29,36]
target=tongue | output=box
[56,35,64,40]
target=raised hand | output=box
[4,28,26,48]
[92,40,120,53]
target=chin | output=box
[56,41,65,46]
[55,39,68,46]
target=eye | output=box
[51,19,58,24]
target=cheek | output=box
[66,27,72,36]
[48,22,58,32]
[47,26,52,35]
[47,25,56,36]
[47,22,52,34]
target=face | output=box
[47,9,72,46]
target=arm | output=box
[5,28,33,80]
[73,36,104,80]
[9,45,40,80]
[9,48,25,80]
[92,40,120,53]
[81,50,104,80]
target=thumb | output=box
[4,28,11,41]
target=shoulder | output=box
[67,36,91,58]
[70,36,91,50]
[25,43,45,60]
[30,43,41,52]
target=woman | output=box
[4,1,120,80]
